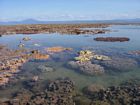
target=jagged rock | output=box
[0,78,76,105]
[84,84,140,105]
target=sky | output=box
[0,0,140,21]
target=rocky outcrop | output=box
[94,37,130,42]
[0,24,110,35]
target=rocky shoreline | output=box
[0,24,110,35]
[0,45,74,86]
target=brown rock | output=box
[94,37,130,42]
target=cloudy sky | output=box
[0,0,140,21]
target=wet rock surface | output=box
[84,84,140,105]
[94,37,130,42]
[0,78,75,105]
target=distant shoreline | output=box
[0,23,139,36]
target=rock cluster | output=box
[62,29,109,35]
[0,46,29,86]
[0,24,110,35]
[0,78,75,105]
[0,58,27,86]
[67,50,112,75]
[94,37,130,42]
[0,46,52,86]
[68,61,105,75]
[84,84,140,105]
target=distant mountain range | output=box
[0,18,140,25]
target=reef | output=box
[0,46,51,86]
[68,61,105,75]
[94,37,130,42]
[100,57,138,71]
[0,46,28,86]
[0,24,110,35]
[67,50,112,75]
[84,84,140,105]
[0,78,76,105]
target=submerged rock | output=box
[22,37,31,41]
[37,64,55,72]
[32,76,39,82]
[84,84,140,105]
[101,57,138,71]
[129,50,140,55]
[18,43,24,48]
[68,61,105,75]
[94,37,130,42]
[84,84,105,94]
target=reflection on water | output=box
[0,25,140,101]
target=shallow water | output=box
[0,25,140,98]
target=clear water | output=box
[0,25,140,98]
